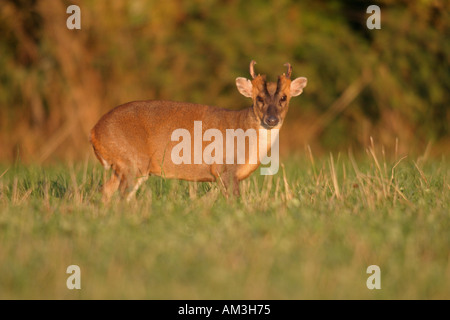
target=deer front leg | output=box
[232,177,241,197]
[220,173,240,198]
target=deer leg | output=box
[220,173,240,198]
[232,177,241,197]
[118,173,132,199]
[102,172,120,203]
[125,176,148,202]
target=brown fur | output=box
[90,62,307,201]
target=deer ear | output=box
[236,77,253,98]
[290,77,307,97]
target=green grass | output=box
[0,148,449,299]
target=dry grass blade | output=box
[328,153,341,200]
[390,156,408,184]
[306,144,318,181]
[368,137,387,198]
[413,160,429,187]
[19,189,33,204]
[262,174,273,200]
[11,177,18,204]
[274,177,280,201]
[69,163,81,203]
[0,168,9,180]
[215,171,229,199]
[391,183,411,206]
[281,163,293,201]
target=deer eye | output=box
[257,96,264,103]
[280,95,287,102]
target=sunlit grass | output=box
[0,148,449,299]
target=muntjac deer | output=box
[90,61,307,202]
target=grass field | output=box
[0,145,449,299]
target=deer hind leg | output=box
[102,162,135,203]
[124,176,148,202]
[116,165,148,202]
[102,171,120,203]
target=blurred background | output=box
[0,0,448,163]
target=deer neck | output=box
[235,105,260,131]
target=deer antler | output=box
[283,63,292,79]
[249,60,257,79]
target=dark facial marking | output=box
[275,77,282,97]
[263,81,270,97]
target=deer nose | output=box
[265,115,279,127]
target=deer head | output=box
[235,61,307,129]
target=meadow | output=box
[0,144,448,299]
[1,0,448,301]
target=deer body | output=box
[90,61,307,201]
